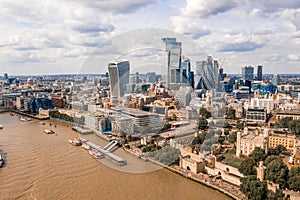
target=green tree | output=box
[265,159,289,187]
[226,107,236,119]
[267,189,286,200]
[149,146,180,165]
[228,131,237,143]
[161,122,171,132]
[288,166,300,192]
[249,147,267,164]
[236,120,244,129]
[277,117,293,128]
[238,158,257,176]
[264,155,282,167]
[289,120,300,135]
[218,136,225,145]
[240,175,268,200]
[275,145,287,155]
[198,118,208,130]
[199,107,211,119]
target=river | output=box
[0,113,230,200]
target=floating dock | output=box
[80,138,126,166]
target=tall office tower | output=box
[241,66,254,81]
[257,65,263,81]
[181,56,194,88]
[146,72,158,83]
[130,72,140,84]
[272,74,280,86]
[195,56,219,90]
[3,73,8,80]
[108,60,130,98]
[162,38,182,89]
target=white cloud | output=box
[171,16,211,39]
[181,0,238,18]
[292,12,300,31]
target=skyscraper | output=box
[146,72,158,83]
[195,56,219,90]
[3,73,8,80]
[272,74,280,86]
[162,38,182,89]
[242,66,254,81]
[181,56,194,88]
[108,60,130,98]
[257,65,263,81]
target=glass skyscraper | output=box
[108,60,130,98]
[195,56,219,90]
[242,66,254,81]
[162,38,182,89]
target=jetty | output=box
[80,138,126,166]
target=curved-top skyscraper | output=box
[108,60,130,98]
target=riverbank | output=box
[122,147,245,200]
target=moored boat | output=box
[88,150,104,159]
[44,129,55,134]
[81,143,90,150]
[0,124,3,129]
[0,154,5,167]
[68,139,82,146]
[20,117,26,122]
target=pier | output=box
[80,138,126,166]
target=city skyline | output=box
[0,1,300,75]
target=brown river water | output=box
[0,113,229,200]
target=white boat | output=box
[44,129,55,134]
[81,143,90,150]
[39,121,45,125]
[0,155,4,167]
[0,124,3,129]
[88,150,104,159]
[68,139,82,146]
[27,118,32,121]
[20,117,26,122]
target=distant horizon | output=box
[4,73,300,77]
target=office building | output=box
[195,56,219,90]
[272,74,280,86]
[108,60,130,98]
[146,72,158,83]
[4,73,8,80]
[162,38,182,89]
[181,56,194,88]
[257,65,263,81]
[242,66,254,81]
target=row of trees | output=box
[277,117,300,135]
[148,145,181,165]
[239,147,300,199]
[49,111,85,125]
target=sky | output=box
[0,0,300,75]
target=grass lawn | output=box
[221,149,244,168]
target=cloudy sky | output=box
[0,0,299,75]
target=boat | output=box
[44,129,55,134]
[81,143,90,150]
[27,118,32,121]
[88,150,104,159]
[0,124,3,129]
[20,117,26,122]
[39,121,45,125]
[0,155,5,168]
[68,139,82,146]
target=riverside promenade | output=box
[123,147,246,200]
